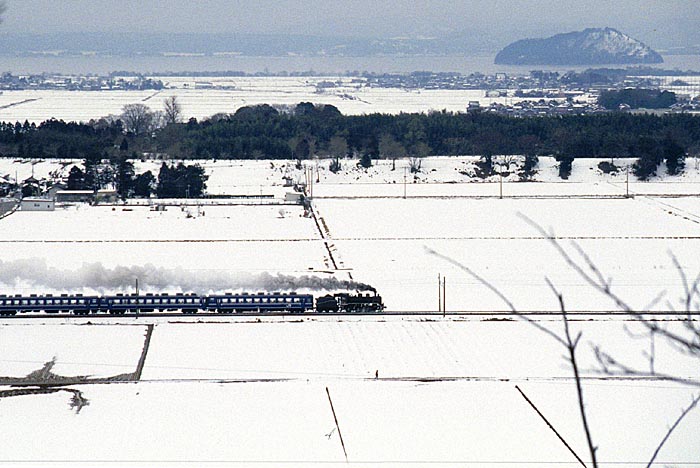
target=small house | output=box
[467,101,482,113]
[46,182,67,200]
[95,189,118,204]
[285,192,304,204]
[55,190,94,203]
[20,197,55,211]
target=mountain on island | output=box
[494,27,663,65]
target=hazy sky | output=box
[4,0,699,45]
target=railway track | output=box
[1,310,698,320]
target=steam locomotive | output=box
[0,291,384,316]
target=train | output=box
[0,291,384,316]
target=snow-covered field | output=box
[1,156,700,467]
[0,76,596,123]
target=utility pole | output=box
[626,165,630,198]
[438,273,441,313]
[403,166,407,199]
[442,276,446,317]
[499,170,503,199]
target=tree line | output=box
[65,153,207,199]
[1,100,698,178]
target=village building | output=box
[20,197,55,211]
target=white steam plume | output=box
[0,258,376,293]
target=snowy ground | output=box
[0,76,596,123]
[1,156,700,466]
[1,317,698,467]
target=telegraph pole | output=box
[403,166,407,199]
[499,171,503,199]
[442,276,446,317]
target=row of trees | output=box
[598,88,677,110]
[66,154,207,199]
[1,101,698,177]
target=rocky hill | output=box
[495,27,663,65]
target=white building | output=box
[20,197,55,211]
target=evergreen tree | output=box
[156,162,207,198]
[294,137,311,168]
[662,136,685,176]
[66,166,86,190]
[115,157,135,199]
[632,137,663,180]
[521,154,539,179]
[556,155,574,179]
[359,151,373,168]
[156,162,175,198]
[134,171,155,198]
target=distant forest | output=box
[1,103,698,164]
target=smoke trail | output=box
[0,258,376,293]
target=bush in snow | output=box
[597,161,619,174]
[359,152,372,169]
[520,154,539,180]
[329,157,342,173]
[555,155,574,179]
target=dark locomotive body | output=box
[316,293,384,313]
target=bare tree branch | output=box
[431,215,700,466]
[163,96,182,125]
[593,346,700,388]
[646,394,700,467]
[545,277,599,468]
[519,214,700,359]
[425,247,566,346]
[515,385,589,468]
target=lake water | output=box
[1,53,698,75]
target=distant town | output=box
[2,68,699,117]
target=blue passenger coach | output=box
[0,292,316,315]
